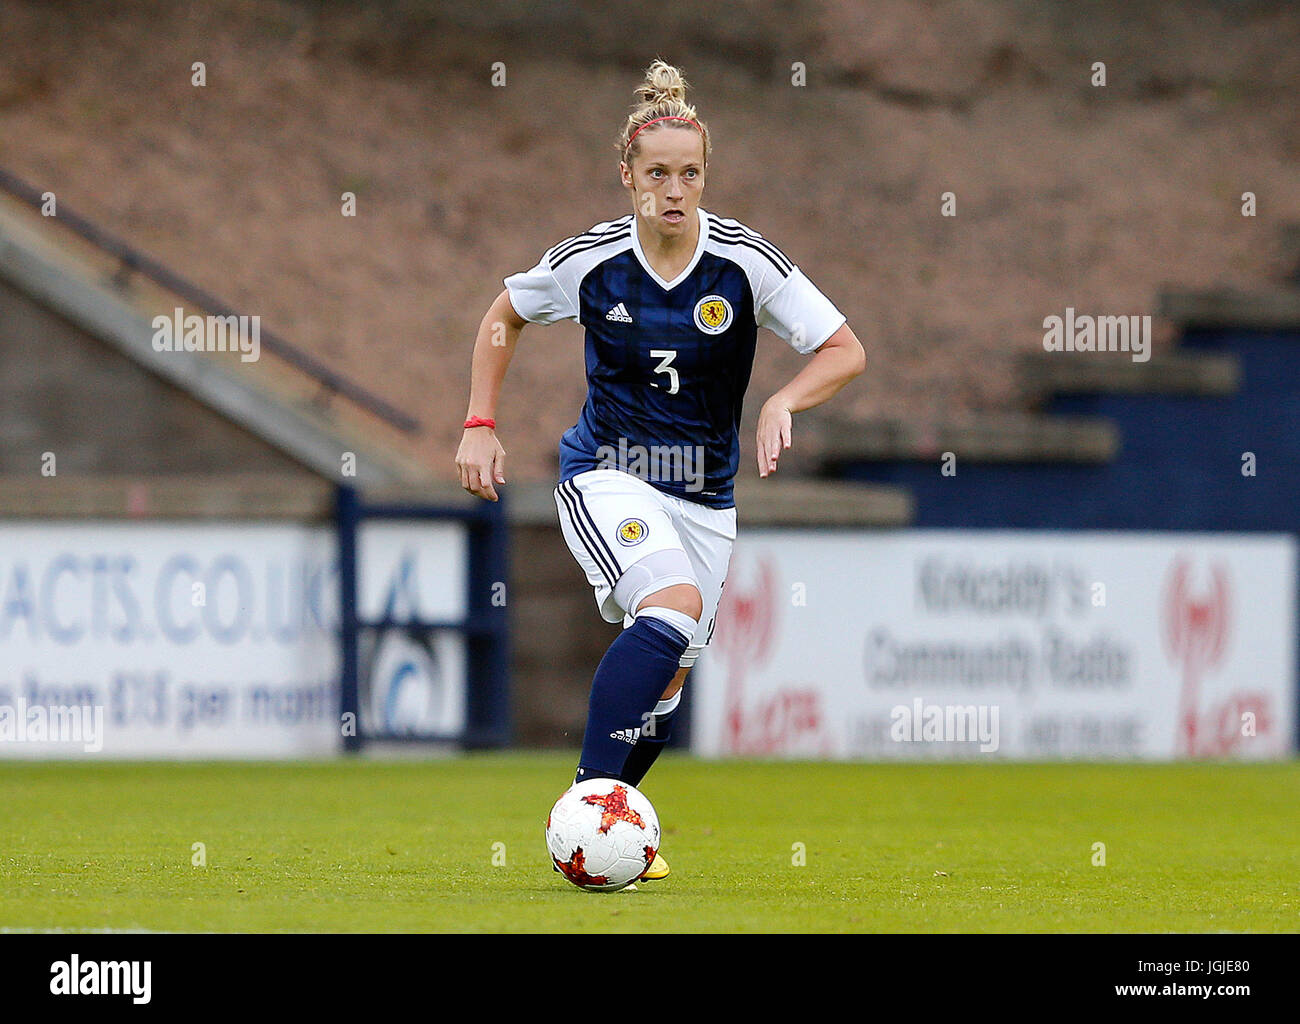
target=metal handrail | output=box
[0,165,420,433]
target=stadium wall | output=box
[835,327,1300,531]
[0,279,314,479]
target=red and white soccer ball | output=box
[545,779,661,892]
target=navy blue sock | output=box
[618,691,679,787]
[575,616,691,783]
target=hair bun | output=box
[617,59,709,167]
[635,59,688,105]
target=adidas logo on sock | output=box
[605,302,633,323]
[609,727,640,745]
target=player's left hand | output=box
[756,399,792,478]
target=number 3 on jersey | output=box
[649,349,679,394]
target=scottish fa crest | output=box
[617,518,649,546]
[693,294,733,335]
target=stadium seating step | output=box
[1017,351,1240,399]
[809,412,1120,466]
[1157,286,1300,331]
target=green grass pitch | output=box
[2,754,1297,933]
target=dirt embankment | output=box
[1,0,1296,481]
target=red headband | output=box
[625,115,703,157]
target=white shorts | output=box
[553,468,737,668]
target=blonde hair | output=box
[617,59,711,168]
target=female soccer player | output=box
[456,60,864,881]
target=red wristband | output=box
[463,416,496,430]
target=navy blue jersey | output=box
[504,208,845,508]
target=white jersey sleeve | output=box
[503,254,578,325]
[756,267,847,355]
[705,212,846,355]
[503,216,634,326]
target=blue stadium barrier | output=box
[336,485,511,751]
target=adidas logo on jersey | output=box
[609,727,640,745]
[605,302,633,323]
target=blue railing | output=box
[0,165,419,433]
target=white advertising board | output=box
[0,521,467,757]
[692,532,1296,760]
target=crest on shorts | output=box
[693,294,733,335]
[616,518,649,546]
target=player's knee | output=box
[614,548,701,622]
[640,582,703,622]
[661,667,689,700]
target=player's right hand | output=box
[456,429,506,501]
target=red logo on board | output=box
[1163,557,1271,756]
[714,555,827,755]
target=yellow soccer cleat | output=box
[640,852,670,881]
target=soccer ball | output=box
[545,779,661,892]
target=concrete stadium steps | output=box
[1017,351,1241,398]
[730,477,913,526]
[1159,286,1300,331]
[506,478,915,528]
[0,472,914,527]
[0,474,336,519]
[0,193,433,490]
[810,412,1121,466]
[823,277,1300,529]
